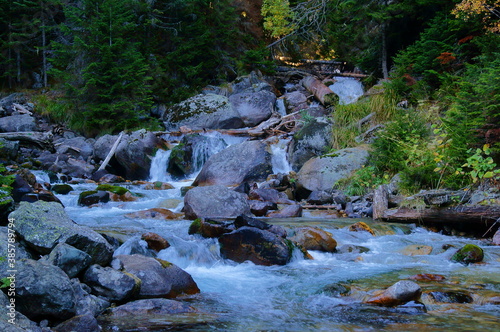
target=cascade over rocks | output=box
[297,147,369,194]
[193,140,272,186]
[183,185,251,219]
[10,201,114,265]
[114,130,158,180]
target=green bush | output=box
[335,166,388,196]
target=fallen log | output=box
[98,131,124,172]
[0,131,53,150]
[382,206,500,225]
[302,75,338,106]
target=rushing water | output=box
[42,140,500,331]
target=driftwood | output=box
[372,185,389,220]
[0,131,53,150]
[98,131,124,172]
[302,75,338,106]
[382,206,500,225]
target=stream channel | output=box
[37,78,500,331]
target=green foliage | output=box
[457,144,500,183]
[261,0,296,38]
[331,100,372,150]
[238,47,277,75]
[335,166,388,196]
[0,158,14,207]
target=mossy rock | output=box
[450,244,484,265]
[96,184,129,196]
[188,219,202,235]
[78,190,110,206]
[51,184,74,195]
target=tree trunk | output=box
[382,206,500,225]
[302,75,338,106]
[373,184,388,220]
[98,131,124,172]
[381,23,389,80]
[0,131,53,150]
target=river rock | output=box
[193,140,272,186]
[78,190,110,206]
[55,136,94,160]
[366,280,422,307]
[188,218,234,238]
[249,200,276,216]
[10,201,114,265]
[249,188,294,204]
[104,298,197,317]
[164,93,244,130]
[348,221,375,235]
[289,117,333,171]
[450,244,484,264]
[51,184,73,195]
[0,291,43,332]
[0,114,36,132]
[113,236,157,258]
[219,227,293,266]
[71,279,110,317]
[183,185,251,219]
[93,134,118,161]
[0,137,19,160]
[114,130,158,180]
[112,254,200,298]
[0,228,32,279]
[229,90,275,126]
[15,259,77,321]
[425,291,473,303]
[306,190,334,205]
[167,133,227,179]
[288,226,337,252]
[44,243,92,278]
[283,91,308,113]
[53,314,100,332]
[61,158,95,179]
[297,147,369,193]
[82,265,140,302]
[401,244,433,256]
[11,174,34,202]
[266,204,302,218]
[141,232,170,252]
[493,228,500,245]
[125,207,178,220]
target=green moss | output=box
[188,219,202,235]
[155,258,173,268]
[451,244,484,265]
[96,184,129,195]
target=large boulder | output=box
[43,243,92,278]
[55,137,94,161]
[193,140,272,186]
[0,115,36,132]
[297,147,369,193]
[0,138,19,160]
[114,130,158,180]
[289,118,333,171]
[15,259,77,321]
[9,201,114,265]
[167,133,227,179]
[229,90,275,127]
[218,227,293,266]
[164,93,244,130]
[0,291,43,332]
[0,227,32,279]
[183,185,251,220]
[112,254,200,298]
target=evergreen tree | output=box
[52,0,153,135]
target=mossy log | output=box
[302,75,339,106]
[382,206,500,225]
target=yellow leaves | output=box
[452,0,500,32]
[262,0,296,38]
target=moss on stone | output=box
[188,219,202,235]
[451,244,484,265]
[96,184,129,195]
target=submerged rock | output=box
[366,280,422,307]
[450,244,484,264]
[348,221,375,235]
[219,227,293,266]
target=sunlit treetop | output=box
[261,0,296,38]
[452,0,500,32]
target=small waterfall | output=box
[270,138,292,174]
[149,149,172,182]
[191,133,228,174]
[329,77,364,105]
